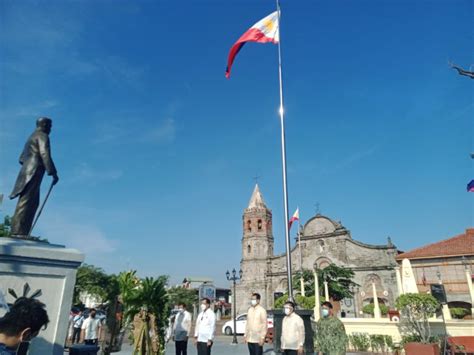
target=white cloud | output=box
[38,213,117,255]
[144,118,176,144]
[70,163,123,184]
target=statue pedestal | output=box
[0,237,84,355]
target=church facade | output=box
[235,185,400,316]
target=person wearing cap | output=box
[314,301,347,355]
[281,301,305,355]
[244,293,267,355]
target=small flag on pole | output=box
[288,207,299,230]
[467,180,474,192]
[225,11,280,78]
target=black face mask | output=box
[16,341,30,355]
[91,313,96,318]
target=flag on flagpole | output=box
[288,207,299,230]
[467,180,474,192]
[225,11,280,78]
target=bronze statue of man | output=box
[9,117,59,236]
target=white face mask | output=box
[200,304,207,312]
[284,307,291,315]
[251,299,257,306]
[178,308,184,313]
[322,308,330,318]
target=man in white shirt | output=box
[244,293,267,355]
[194,298,215,355]
[173,303,192,355]
[71,311,84,344]
[281,301,304,355]
[81,309,102,346]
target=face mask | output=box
[322,308,330,318]
[200,304,207,312]
[251,300,257,306]
[284,307,291,315]
[178,308,184,313]
[91,313,96,318]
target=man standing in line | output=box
[9,117,59,237]
[281,301,305,355]
[194,298,215,355]
[81,309,102,346]
[244,293,267,355]
[173,303,192,355]
[314,301,347,355]
[71,310,84,344]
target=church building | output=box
[235,184,400,316]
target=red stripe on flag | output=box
[226,28,278,79]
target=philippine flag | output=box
[288,207,299,230]
[225,11,280,78]
[468,180,474,192]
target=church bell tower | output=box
[237,184,274,311]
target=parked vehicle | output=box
[222,311,273,335]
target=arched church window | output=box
[318,240,325,252]
[247,220,252,232]
[247,245,251,254]
[257,219,262,230]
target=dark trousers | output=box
[72,327,81,344]
[11,171,43,235]
[248,342,263,355]
[282,350,297,355]
[197,341,212,355]
[175,340,188,355]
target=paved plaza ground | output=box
[117,335,273,354]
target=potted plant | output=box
[395,293,440,355]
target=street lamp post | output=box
[226,268,243,345]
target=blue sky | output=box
[1,0,472,287]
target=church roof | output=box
[396,228,474,260]
[247,184,267,209]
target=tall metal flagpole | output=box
[275,0,293,301]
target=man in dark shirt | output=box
[0,297,49,354]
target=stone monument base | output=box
[0,237,84,355]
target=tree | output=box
[167,286,198,311]
[396,293,440,344]
[293,264,358,301]
[0,216,11,237]
[73,264,119,306]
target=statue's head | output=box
[36,117,52,134]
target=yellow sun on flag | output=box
[262,18,275,33]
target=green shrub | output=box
[362,303,389,316]
[383,334,394,351]
[348,333,370,351]
[274,293,322,309]
[450,307,469,319]
[349,333,395,352]
[369,334,385,352]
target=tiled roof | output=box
[396,228,474,260]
